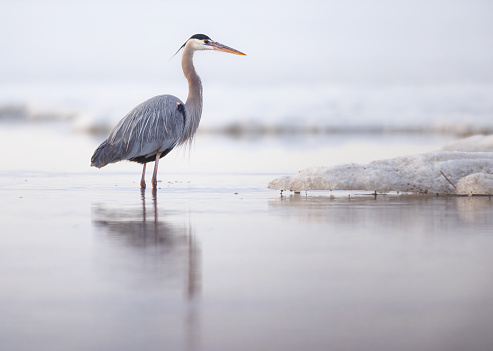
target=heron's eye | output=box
[204,40,209,44]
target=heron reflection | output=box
[92,189,201,300]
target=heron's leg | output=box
[151,152,162,188]
[140,163,147,189]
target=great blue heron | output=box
[91,34,245,188]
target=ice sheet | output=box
[268,149,493,195]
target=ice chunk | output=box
[268,152,493,195]
[456,173,493,196]
[267,176,292,191]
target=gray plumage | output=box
[90,34,245,189]
[91,95,185,167]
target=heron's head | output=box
[174,34,246,57]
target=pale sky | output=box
[1,0,492,87]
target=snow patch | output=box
[268,151,493,195]
[456,173,493,196]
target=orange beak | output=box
[211,41,246,56]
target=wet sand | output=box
[1,124,493,350]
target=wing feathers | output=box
[91,95,185,167]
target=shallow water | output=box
[1,125,493,351]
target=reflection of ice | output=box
[92,189,201,300]
[269,193,493,229]
[455,197,493,224]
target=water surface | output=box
[1,126,492,351]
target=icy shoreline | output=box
[268,135,493,196]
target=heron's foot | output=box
[140,180,146,189]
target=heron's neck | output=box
[181,45,203,144]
